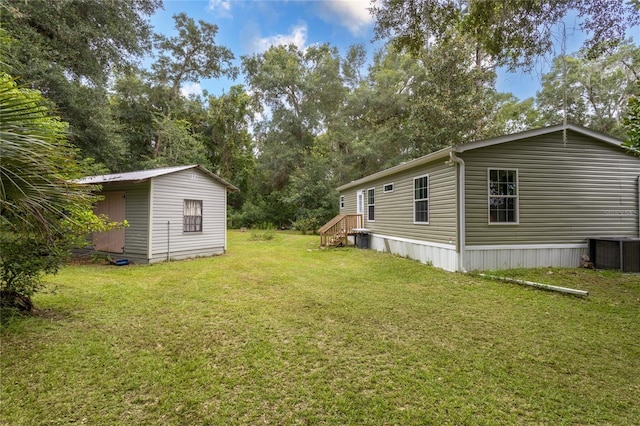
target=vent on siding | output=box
[589,238,640,273]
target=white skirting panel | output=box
[465,244,588,271]
[369,234,458,272]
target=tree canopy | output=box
[371,0,640,70]
[1,0,161,168]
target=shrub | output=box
[291,217,320,235]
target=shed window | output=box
[383,183,394,193]
[488,169,518,224]
[414,175,429,223]
[367,188,375,221]
[183,199,203,232]
[340,195,345,210]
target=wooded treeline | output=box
[2,0,639,231]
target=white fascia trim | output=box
[467,243,588,251]
[371,233,456,251]
[224,188,228,252]
[147,178,154,260]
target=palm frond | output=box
[0,73,93,234]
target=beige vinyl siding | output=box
[341,190,358,215]
[463,130,640,246]
[98,181,150,258]
[341,161,457,245]
[150,168,227,261]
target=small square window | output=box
[383,183,394,193]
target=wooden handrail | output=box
[318,214,346,234]
[318,214,363,247]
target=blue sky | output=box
[149,0,638,101]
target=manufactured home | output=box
[77,165,238,264]
[323,124,640,272]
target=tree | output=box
[110,71,163,170]
[147,113,209,168]
[1,0,161,169]
[241,43,347,226]
[371,0,640,70]
[337,39,499,179]
[535,41,640,136]
[204,86,257,211]
[623,81,640,154]
[134,13,238,162]
[490,94,541,135]
[0,74,123,310]
[152,13,237,100]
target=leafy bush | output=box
[0,233,62,311]
[291,217,320,235]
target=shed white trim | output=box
[147,178,154,260]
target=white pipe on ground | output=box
[478,273,589,297]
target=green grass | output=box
[2,231,639,425]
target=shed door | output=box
[93,192,126,253]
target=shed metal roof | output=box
[76,165,239,192]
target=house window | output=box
[488,169,518,224]
[340,195,345,210]
[183,199,203,232]
[383,183,394,193]
[367,188,375,221]
[414,175,429,224]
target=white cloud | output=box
[318,0,374,36]
[207,0,232,18]
[181,82,203,98]
[250,23,308,53]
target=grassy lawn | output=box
[1,231,639,425]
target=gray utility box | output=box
[352,228,370,249]
[588,237,640,273]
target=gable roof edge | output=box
[454,123,623,153]
[336,124,630,193]
[192,165,240,193]
[76,164,240,192]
